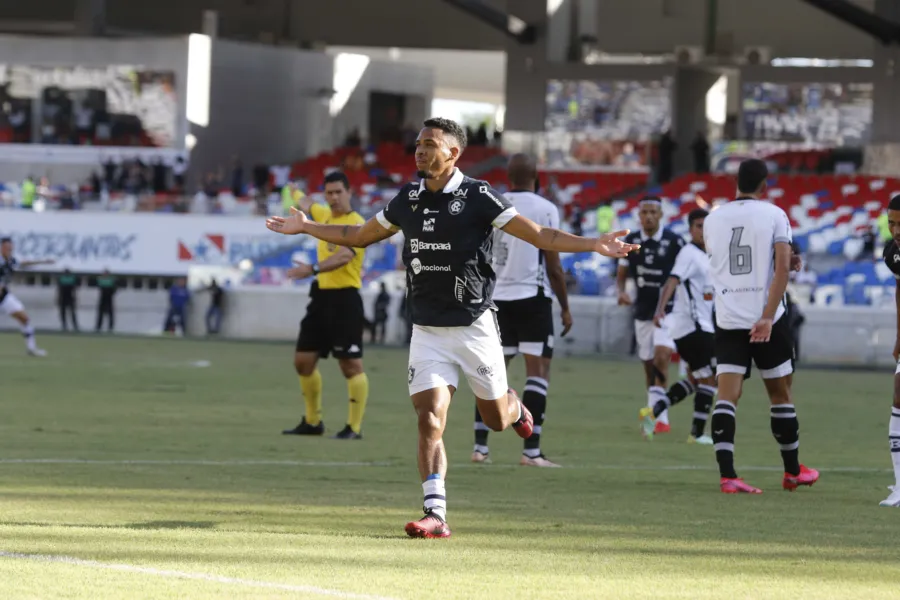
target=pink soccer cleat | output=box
[405,511,451,539]
[721,477,763,494]
[783,465,819,491]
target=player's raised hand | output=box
[594,229,640,258]
[560,309,573,337]
[749,317,773,343]
[266,206,308,235]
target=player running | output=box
[704,159,818,494]
[280,172,370,440]
[471,154,572,468]
[640,208,716,444]
[267,117,639,538]
[0,237,53,357]
[617,197,685,434]
[880,194,900,507]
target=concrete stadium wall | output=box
[2,286,896,369]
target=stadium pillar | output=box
[672,68,720,174]
[74,0,106,36]
[504,0,548,133]
[546,0,573,63]
[871,0,900,144]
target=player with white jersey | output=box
[640,209,716,444]
[879,194,900,507]
[703,159,818,494]
[472,154,573,468]
[0,237,53,356]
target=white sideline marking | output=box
[0,458,889,473]
[0,551,399,600]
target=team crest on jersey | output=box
[449,199,465,215]
[408,366,416,384]
[894,253,899,263]
[477,364,495,379]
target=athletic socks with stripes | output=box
[691,384,716,438]
[771,404,800,476]
[711,400,738,479]
[652,380,694,418]
[522,377,548,458]
[891,408,900,487]
[473,407,490,452]
[422,474,446,520]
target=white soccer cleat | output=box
[27,347,47,357]
[520,454,561,468]
[688,434,714,445]
[879,486,900,507]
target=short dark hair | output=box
[423,117,467,152]
[688,208,708,226]
[323,171,350,190]
[889,193,900,212]
[0,237,11,244]
[737,159,768,194]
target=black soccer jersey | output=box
[619,228,685,321]
[883,240,900,279]
[0,256,18,301]
[376,169,517,327]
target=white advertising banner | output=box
[0,211,293,275]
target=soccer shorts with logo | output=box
[296,286,364,359]
[495,295,554,358]
[634,318,676,362]
[0,291,24,316]
[407,309,508,400]
[714,315,794,380]
[674,330,716,378]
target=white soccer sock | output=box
[473,444,489,455]
[891,409,900,487]
[20,324,36,350]
[422,475,446,520]
[649,386,669,425]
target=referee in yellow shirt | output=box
[282,172,370,439]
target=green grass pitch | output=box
[1,333,899,599]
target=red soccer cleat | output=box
[721,477,763,494]
[509,389,533,439]
[783,465,819,491]
[405,511,451,539]
[653,422,671,434]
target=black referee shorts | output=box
[296,286,364,359]
[714,316,794,380]
[495,295,554,358]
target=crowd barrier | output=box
[1,286,897,369]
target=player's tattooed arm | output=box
[501,214,639,258]
[266,208,394,248]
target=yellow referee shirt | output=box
[309,203,365,289]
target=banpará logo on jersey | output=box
[423,218,435,232]
[424,208,439,215]
[410,239,451,253]
[479,185,506,210]
[636,265,663,277]
[449,199,465,215]
[408,189,421,200]
[410,258,451,275]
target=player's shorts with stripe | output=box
[407,309,508,400]
[673,329,716,379]
[0,290,24,315]
[495,295,554,358]
[714,315,794,380]
[634,318,676,362]
[296,285,364,359]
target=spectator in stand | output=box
[596,200,615,236]
[57,269,79,332]
[164,278,190,336]
[203,173,221,213]
[475,123,488,146]
[20,176,36,210]
[281,181,305,216]
[344,128,362,147]
[151,157,167,194]
[230,157,244,197]
[571,205,584,237]
[103,158,117,190]
[270,164,291,195]
[878,207,893,251]
[95,270,117,332]
[657,130,677,184]
[172,156,187,192]
[861,225,876,261]
[691,131,710,174]
[373,282,391,344]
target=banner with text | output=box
[0,211,294,275]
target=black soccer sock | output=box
[473,406,490,451]
[691,384,716,437]
[522,377,548,455]
[654,379,695,417]
[711,400,738,479]
[770,404,800,476]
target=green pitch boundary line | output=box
[0,458,890,473]
[0,551,400,600]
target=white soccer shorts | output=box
[0,292,25,316]
[407,310,509,400]
[634,318,676,362]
